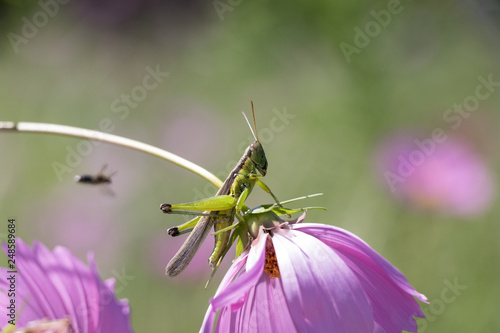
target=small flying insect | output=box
[74,165,115,185]
[161,102,283,277]
[75,165,116,196]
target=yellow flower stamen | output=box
[263,241,281,279]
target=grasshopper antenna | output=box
[242,101,259,142]
[251,101,259,141]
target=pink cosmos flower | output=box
[0,239,133,333]
[375,134,495,216]
[201,213,427,333]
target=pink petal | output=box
[11,241,71,327]
[200,254,249,333]
[294,223,427,332]
[209,232,267,311]
[215,275,297,333]
[200,305,217,333]
[294,224,427,302]
[90,259,133,333]
[45,245,97,332]
[202,232,268,332]
[273,229,374,333]
[0,239,132,333]
[214,250,250,297]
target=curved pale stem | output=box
[0,121,223,188]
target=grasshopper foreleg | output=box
[255,178,284,208]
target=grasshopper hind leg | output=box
[167,216,201,236]
[166,215,214,277]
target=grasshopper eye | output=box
[250,141,268,176]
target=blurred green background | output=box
[1,0,499,332]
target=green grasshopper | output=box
[160,102,282,277]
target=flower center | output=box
[263,241,280,279]
[17,317,72,332]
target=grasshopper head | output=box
[249,141,268,176]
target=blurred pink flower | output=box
[0,239,133,332]
[201,214,427,333]
[32,188,126,269]
[375,134,495,216]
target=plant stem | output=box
[0,121,223,188]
